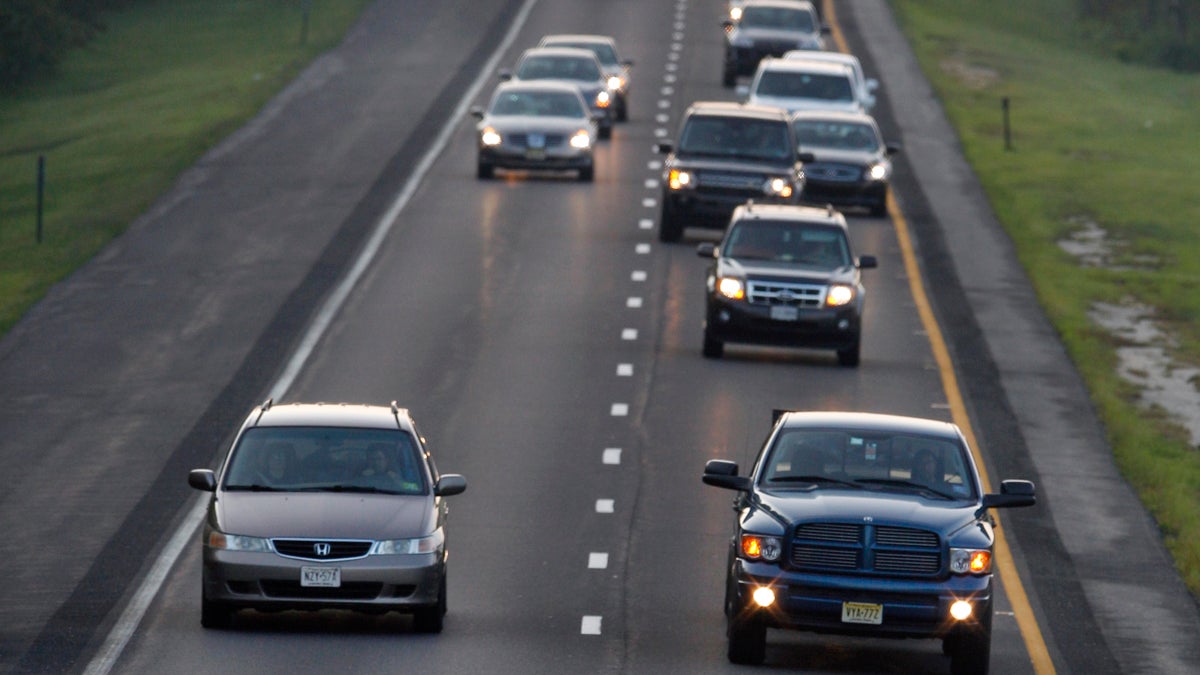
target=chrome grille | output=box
[272,539,373,561]
[696,171,764,191]
[747,280,824,307]
[789,522,943,576]
[805,162,864,183]
[509,133,566,148]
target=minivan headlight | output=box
[376,529,444,555]
[207,531,271,553]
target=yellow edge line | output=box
[823,2,1054,672]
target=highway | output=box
[3,1,1199,673]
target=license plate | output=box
[524,149,546,160]
[770,305,799,321]
[301,566,341,588]
[527,133,545,148]
[841,601,883,625]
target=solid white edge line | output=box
[83,2,542,673]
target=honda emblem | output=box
[314,542,331,557]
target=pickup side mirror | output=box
[703,459,753,491]
[435,474,468,497]
[188,469,216,492]
[980,479,1036,511]
[696,242,717,259]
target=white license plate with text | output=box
[301,566,341,588]
[770,305,799,321]
[841,601,883,625]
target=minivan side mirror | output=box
[435,474,468,497]
[189,469,216,492]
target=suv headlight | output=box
[569,129,592,149]
[595,90,611,108]
[740,534,782,562]
[762,177,794,199]
[376,528,445,555]
[668,168,695,190]
[950,548,992,574]
[207,530,271,553]
[825,284,855,307]
[607,75,625,91]
[867,162,890,181]
[716,276,746,300]
[480,127,502,146]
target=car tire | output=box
[836,340,860,367]
[703,329,724,359]
[412,575,447,634]
[727,616,767,665]
[947,618,992,675]
[200,594,232,629]
[578,164,594,182]
[476,160,494,180]
[659,200,683,243]
[598,124,612,140]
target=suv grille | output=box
[696,171,765,192]
[790,523,943,577]
[509,133,566,149]
[804,162,864,183]
[747,280,825,307]
[273,539,373,561]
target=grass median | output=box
[892,0,1200,595]
[0,0,370,334]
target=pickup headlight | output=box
[569,129,592,149]
[762,177,794,199]
[825,284,854,307]
[668,168,695,190]
[207,530,271,553]
[740,534,782,562]
[717,276,746,300]
[480,127,502,146]
[376,528,444,555]
[950,548,992,574]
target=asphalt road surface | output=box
[2,0,1199,673]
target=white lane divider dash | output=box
[611,403,629,416]
[642,197,657,208]
[631,270,647,282]
[621,328,638,340]
[626,297,643,308]
[617,363,634,376]
[639,217,654,229]
[603,448,622,465]
[588,552,610,569]
[635,243,651,254]
[596,499,615,513]
[581,615,603,635]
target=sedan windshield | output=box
[678,117,791,162]
[724,221,850,268]
[740,7,814,32]
[794,120,880,151]
[760,429,977,500]
[491,91,586,118]
[754,71,853,102]
[223,427,427,495]
[518,56,601,82]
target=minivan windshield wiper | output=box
[300,484,404,495]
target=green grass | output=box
[0,0,370,334]
[892,0,1200,595]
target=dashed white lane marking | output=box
[644,178,659,189]
[661,86,674,95]
[642,197,656,208]
[589,553,610,569]
[655,114,670,124]
[626,297,643,308]
[666,62,678,72]
[582,616,603,635]
[611,403,629,416]
[617,363,634,376]
[622,328,638,340]
[596,499,615,513]
[631,270,647,282]
[639,218,654,230]
[664,73,677,84]
[655,128,668,138]
[603,448,622,464]
[647,160,662,170]
[658,99,670,109]
[635,243,651,254]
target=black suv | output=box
[696,203,875,365]
[721,0,826,87]
[657,102,808,243]
[703,410,1037,673]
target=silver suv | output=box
[188,400,467,631]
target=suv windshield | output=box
[755,71,853,102]
[678,116,792,162]
[741,7,814,31]
[760,429,977,500]
[223,427,427,495]
[724,221,850,268]
[794,120,880,151]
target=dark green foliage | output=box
[1077,0,1200,71]
[0,0,136,90]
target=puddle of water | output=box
[1057,215,1159,271]
[1089,301,1200,446]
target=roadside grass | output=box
[0,0,370,334]
[891,0,1200,595]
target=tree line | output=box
[0,0,134,90]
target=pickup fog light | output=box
[717,277,745,300]
[740,534,782,562]
[208,531,270,553]
[668,169,694,190]
[480,127,502,146]
[763,177,794,199]
[950,600,973,621]
[752,586,776,608]
[825,285,854,307]
[569,130,592,149]
[950,548,992,574]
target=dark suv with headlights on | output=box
[703,410,1036,673]
[696,203,875,365]
[722,0,825,87]
[188,400,467,632]
[793,110,899,216]
[657,102,809,243]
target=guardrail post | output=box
[36,155,45,244]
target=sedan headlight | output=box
[950,548,992,574]
[717,276,746,300]
[667,168,695,190]
[867,162,890,181]
[595,90,611,108]
[606,75,625,91]
[825,284,855,307]
[376,528,445,555]
[740,534,782,562]
[729,7,743,21]
[480,127,502,146]
[207,530,271,553]
[762,176,794,199]
[569,129,592,149]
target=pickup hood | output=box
[214,491,434,540]
[757,489,980,537]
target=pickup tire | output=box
[727,616,767,665]
[947,612,992,675]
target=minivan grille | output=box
[272,539,373,561]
